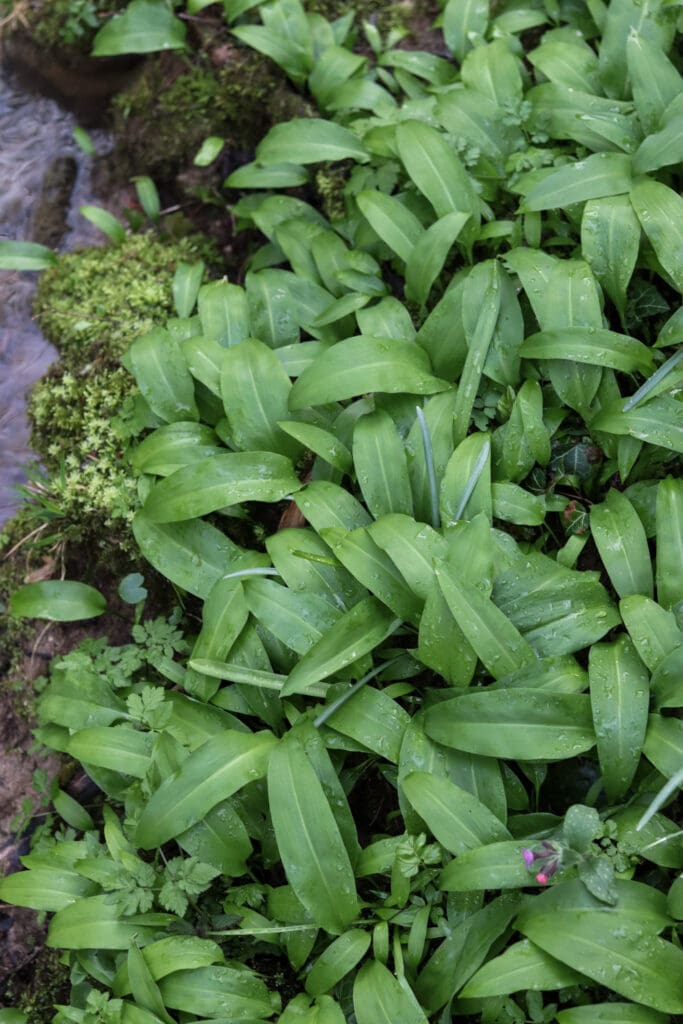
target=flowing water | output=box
[0,60,112,526]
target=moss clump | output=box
[24,0,126,52]
[33,231,212,364]
[27,364,141,545]
[2,947,70,1024]
[112,47,298,179]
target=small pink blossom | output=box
[536,872,549,885]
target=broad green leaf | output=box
[129,328,198,423]
[592,397,683,453]
[135,730,277,847]
[589,637,649,801]
[526,82,640,152]
[353,409,413,518]
[599,0,677,99]
[180,335,225,396]
[197,281,250,348]
[520,328,654,375]
[436,563,536,679]
[405,211,469,307]
[440,841,538,892]
[185,578,250,701]
[620,595,682,671]
[67,727,153,778]
[581,196,640,321]
[521,153,632,212]
[92,0,186,53]
[590,488,654,598]
[245,577,339,656]
[177,798,252,876]
[158,965,275,1019]
[356,190,423,263]
[113,937,224,995]
[492,654,588,695]
[132,514,254,599]
[461,38,522,105]
[220,337,299,456]
[193,136,224,167]
[396,120,479,222]
[425,689,596,760]
[643,714,683,780]
[294,480,372,532]
[281,596,398,696]
[131,422,223,477]
[10,580,106,621]
[324,686,410,763]
[492,482,545,526]
[305,930,370,996]
[266,527,365,611]
[127,941,174,1024]
[353,960,428,1024]
[528,37,600,92]
[633,115,683,175]
[308,44,366,108]
[0,867,97,912]
[656,478,683,609]
[630,179,683,294]
[268,730,359,934]
[417,581,478,686]
[461,939,582,996]
[415,893,519,1012]
[557,1003,668,1023]
[143,452,302,523]
[288,336,448,408]
[256,118,369,165]
[439,432,492,526]
[322,527,422,624]
[278,421,351,472]
[415,280,467,379]
[48,896,173,950]
[369,514,447,602]
[453,269,501,444]
[516,882,683,1013]
[80,205,126,242]
[38,670,126,730]
[627,32,683,133]
[246,269,300,348]
[225,161,309,189]
[442,0,488,61]
[0,240,57,270]
[403,772,510,856]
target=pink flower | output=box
[536,872,549,885]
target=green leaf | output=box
[246,270,300,348]
[245,577,339,656]
[67,726,153,778]
[403,772,510,855]
[590,488,654,598]
[521,153,632,212]
[0,240,57,270]
[268,729,359,934]
[356,190,424,263]
[158,965,275,1020]
[369,514,447,602]
[520,328,654,375]
[435,563,535,679]
[0,867,97,912]
[305,929,371,996]
[627,32,683,133]
[620,594,682,671]
[173,261,204,319]
[193,136,224,167]
[405,212,470,307]
[225,161,309,189]
[198,281,250,348]
[79,205,126,242]
[281,596,399,696]
[396,120,479,222]
[132,514,253,600]
[461,939,582,996]
[143,452,303,523]
[288,336,449,409]
[353,960,428,1024]
[10,580,106,621]
[131,422,223,477]
[425,689,596,760]
[256,118,369,165]
[92,0,187,54]
[528,37,600,92]
[656,477,683,609]
[630,179,683,294]
[442,0,488,61]
[461,38,522,106]
[220,337,299,456]
[453,269,501,444]
[113,936,224,995]
[278,421,352,472]
[557,1003,668,1023]
[643,714,683,780]
[581,195,640,321]
[516,881,683,1013]
[48,896,173,950]
[324,686,410,763]
[128,941,175,1024]
[492,482,545,527]
[592,397,683,453]
[440,841,538,892]
[353,410,413,518]
[599,0,676,99]
[136,730,277,847]
[589,636,649,801]
[129,328,198,424]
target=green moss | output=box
[33,231,212,363]
[112,48,299,179]
[27,0,125,52]
[0,509,37,680]
[3,947,70,1024]
[27,364,141,545]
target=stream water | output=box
[0,60,112,526]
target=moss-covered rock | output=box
[27,364,142,544]
[33,231,213,363]
[112,47,304,181]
